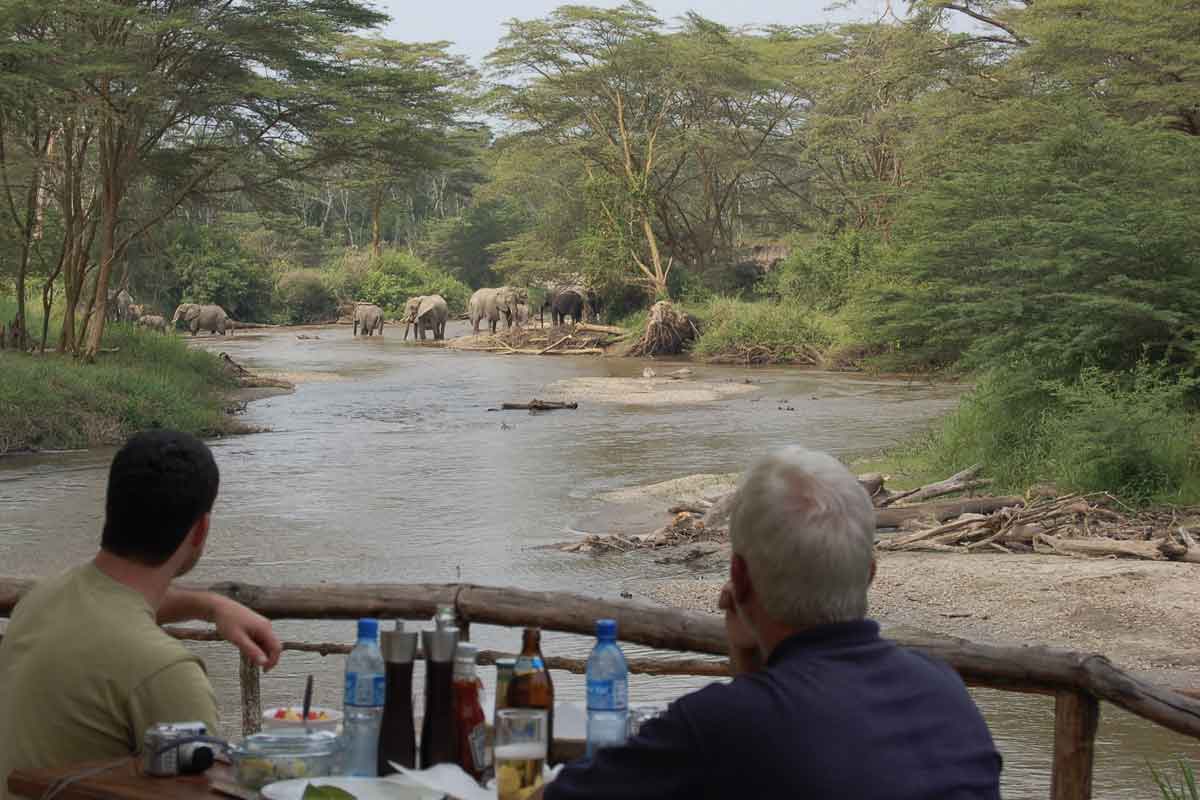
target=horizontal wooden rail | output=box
[4,578,1200,740]
[163,626,730,677]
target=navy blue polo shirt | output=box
[547,620,1001,800]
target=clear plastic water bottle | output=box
[342,618,386,776]
[586,618,628,756]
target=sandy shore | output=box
[640,550,1200,685]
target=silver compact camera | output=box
[142,722,215,776]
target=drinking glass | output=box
[494,709,548,800]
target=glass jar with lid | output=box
[230,728,340,790]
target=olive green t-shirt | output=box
[0,563,217,798]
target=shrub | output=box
[1152,760,1198,800]
[276,269,336,324]
[356,251,471,315]
[764,230,882,313]
[690,297,842,364]
[896,359,1200,504]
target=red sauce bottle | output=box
[452,643,488,782]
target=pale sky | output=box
[377,1,894,66]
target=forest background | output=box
[0,0,1197,501]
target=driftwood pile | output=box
[628,301,697,357]
[879,492,1200,563]
[449,323,628,356]
[218,353,294,391]
[560,464,1200,565]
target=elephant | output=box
[353,302,384,336]
[403,294,449,341]
[543,287,586,326]
[136,314,167,334]
[468,287,521,334]
[107,289,135,323]
[172,303,232,336]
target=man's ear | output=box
[189,513,210,551]
[730,553,753,604]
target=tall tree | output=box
[0,0,387,359]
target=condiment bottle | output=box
[506,627,555,761]
[434,604,456,631]
[494,657,516,721]
[420,625,460,768]
[452,643,489,781]
[378,621,418,775]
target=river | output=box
[0,322,1193,798]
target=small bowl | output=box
[231,729,340,790]
[262,706,342,733]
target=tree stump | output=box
[629,301,696,357]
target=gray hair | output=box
[729,446,876,628]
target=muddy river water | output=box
[1,323,1194,797]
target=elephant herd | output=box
[465,284,599,334]
[104,289,232,337]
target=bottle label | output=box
[514,655,544,675]
[468,723,490,769]
[587,678,628,711]
[344,672,386,707]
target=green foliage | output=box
[168,227,274,322]
[276,270,337,324]
[896,360,1200,504]
[1152,759,1199,800]
[356,251,470,314]
[860,105,1200,375]
[764,231,882,313]
[0,327,236,455]
[418,199,527,288]
[691,297,842,364]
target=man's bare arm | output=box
[159,588,282,671]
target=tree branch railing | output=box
[3,578,1199,800]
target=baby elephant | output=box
[136,314,168,334]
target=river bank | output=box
[0,328,293,456]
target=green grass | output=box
[860,360,1200,505]
[0,322,237,454]
[689,297,843,364]
[1153,760,1199,800]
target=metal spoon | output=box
[301,674,314,733]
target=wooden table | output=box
[7,759,241,799]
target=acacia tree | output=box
[325,36,476,257]
[489,3,680,297]
[0,0,387,359]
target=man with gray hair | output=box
[543,446,1001,799]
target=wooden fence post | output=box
[1051,689,1100,800]
[240,653,262,738]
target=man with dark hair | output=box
[0,431,282,797]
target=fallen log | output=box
[880,464,989,507]
[576,323,628,336]
[493,400,579,411]
[1035,534,1169,561]
[875,496,1024,529]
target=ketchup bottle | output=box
[452,643,488,781]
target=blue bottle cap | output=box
[357,618,378,641]
[596,619,618,640]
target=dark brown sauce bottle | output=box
[378,624,418,774]
[419,626,460,768]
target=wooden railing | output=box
[3,578,1199,800]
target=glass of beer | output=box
[494,708,548,800]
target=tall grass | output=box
[690,297,843,364]
[0,323,236,454]
[1153,760,1199,800]
[883,360,1200,504]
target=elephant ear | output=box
[417,296,438,318]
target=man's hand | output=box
[719,582,762,675]
[211,595,282,672]
[159,588,283,672]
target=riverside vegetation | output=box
[1,1,1198,500]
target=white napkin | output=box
[388,761,564,800]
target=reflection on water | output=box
[0,324,1193,797]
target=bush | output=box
[356,251,471,315]
[895,360,1200,504]
[764,230,881,313]
[168,226,274,322]
[276,269,336,324]
[690,297,842,364]
[0,326,236,454]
